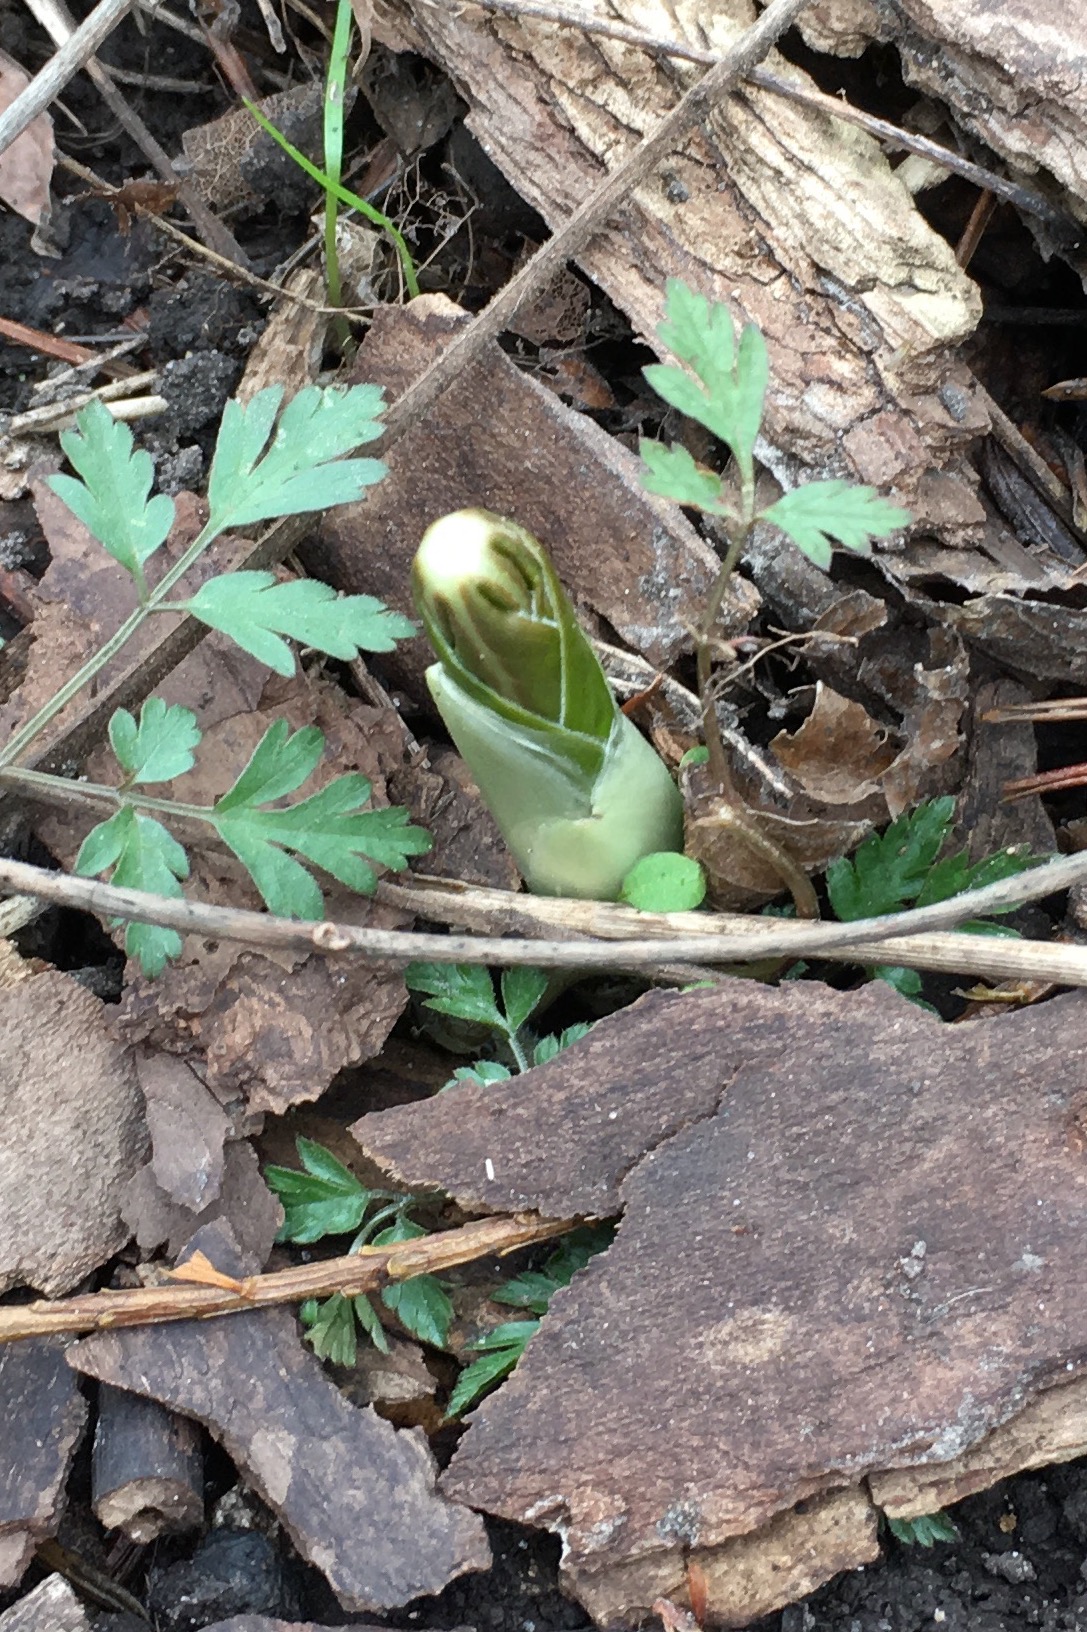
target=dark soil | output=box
[4,2,1087,1629]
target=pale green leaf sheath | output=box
[412,510,683,900]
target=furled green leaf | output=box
[760,481,911,569]
[446,1320,539,1418]
[620,851,706,912]
[265,1136,374,1242]
[301,1293,359,1366]
[108,698,201,786]
[375,1218,453,1348]
[500,966,549,1035]
[206,384,386,530]
[74,807,189,976]
[48,400,175,580]
[638,441,725,510]
[211,722,430,918]
[405,962,506,1030]
[826,797,956,922]
[532,1022,593,1066]
[185,571,416,677]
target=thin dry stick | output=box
[0,1214,572,1344]
[3,852,1087,979]
[0,0,130,152]
[467,0,1072,232]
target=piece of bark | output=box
[375,1,991,551]
[574,1486,880,1629]
[870,1372,1087,1520]
[959,678,1056,864]
[312,295,741,700]
[137,1050,230,1212]
[68,1244,491,1611]
[353,979,1087,1624]
[92,1385,204,1542]
[0,969,148,1295]
[945,595,1087,689]
[200,1622,388,1632]
[0,1341,87,1587]
[0,1576,89,1632]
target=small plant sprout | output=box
[639,278,913,915]
[0,385,431,976]
[412,509,684,900]
[405,960,592,1081]
[265,1137,453,1366]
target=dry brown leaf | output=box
[0,50,53,233]
[353,979,1087,1624]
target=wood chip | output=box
[0,1342,87,1587]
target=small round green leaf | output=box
[679,745,709,768]
[620,852,706,913]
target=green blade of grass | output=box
[244,97,420,299]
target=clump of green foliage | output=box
[405,960,591,1079]
[0,386,431,975]
[265,1132,611,1410]
[825,795,1036,1002]
[265,1136,454,1366]
[886,1510,959,1547]
[448,1226,613,1416]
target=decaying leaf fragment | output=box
[353,980,1087,1625]
[0,50,53,235]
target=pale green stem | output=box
[507,1029,530,1073]
[0,764,219,828]
[0,513,223,770]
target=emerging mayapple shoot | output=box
[412,510,683,899]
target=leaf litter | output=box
[6,0,1087,1628]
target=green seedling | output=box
[245,97,420,301]
[826,795,1037,1003]
[447,1225,613,1417]
[0,386,431,975]
[406,960,591,1079]
[266,1137,452,1365]
[412,509,684,900]
[639,279,912,914]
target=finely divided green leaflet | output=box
[48,400,175,579]
[74,808,189,975]
[108,699,201,785]
[760,481,912,570]
[184,572,417,677]
[499,966,549,1034]
[206,384,387,530]
[406,962,507,1030]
